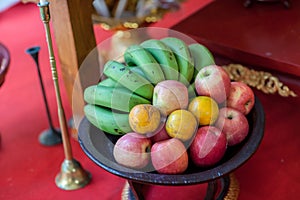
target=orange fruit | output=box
[188,96,219,125]
[129,104,161,134]
[166,109,198,141]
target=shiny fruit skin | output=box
[113,132,152,169]
[189,126,227,167]
[129,104,161,134]
[151,138,189,174]
[166,109,198,142]
[188,96,219,126]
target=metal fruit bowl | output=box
[78,96,265,185]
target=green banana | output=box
[161,37,194,85]
[188,43,215,79]
[124,44,165,84]
[84,85,151,112]
[141,39,179,80]
[187,82,197,100]
[130,66,146,78]
[98,78,119,88]
[103,60,154,100]
[84,104,132,135]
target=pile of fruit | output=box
[83,37,255,174]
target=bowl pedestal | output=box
[122,174,239,200]
[78,97,264,200]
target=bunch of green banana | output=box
[103,60,154,100]
[140,39,179,81]
[124,44,165,85]
[98,66,146,88]
[84,60,154,135]
[84,104,132,135]
[83,36,215,135]
[188,43,215,79]
[97,78,119,88]
[161,37,194,86]
[84,85,151,113]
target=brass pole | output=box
[38,2,91,190]
[38,3,73,160]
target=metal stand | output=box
[38,2,91,190]
[122,174,239,200]
[26,46,62,146]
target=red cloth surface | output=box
[0,2,300,200]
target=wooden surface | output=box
[172,0,300,78]
[50,0,98,107]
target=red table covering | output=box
[0,1,299,200]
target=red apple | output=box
[189,126,227,167]
[150,123,171,143]
[152,80,189,116]
[215,107,249,146]
[151,138,188,174]
[227,81,255,115]
[113,132,152,169]
[194,65,231,104]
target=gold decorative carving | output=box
[223,64,297,97]
[224,173,240,200]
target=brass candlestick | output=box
[38,2,91,190]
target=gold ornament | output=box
[92,0,179,31]
[223,64,297,97]
[224,173,240,200]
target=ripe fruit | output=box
[194,65,231,103]
[188,96,219,126]
[129,104,162,135]
[152,80,189,116]
[150,122,171,143]
[166,109,198,142]
[113,132,152,169]
[151,138,189,174]
[227,81,255,115]
[189,126,227,167]
[215,107,249,146]
[83,36,256,174]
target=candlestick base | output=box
[55,159,91,190]
[38,128,62,146]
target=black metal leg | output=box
[205,175,230,200]
[216,175,231,200]
[205,179,218,200]
[127,181,145,200]
[205,174,239,200]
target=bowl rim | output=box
[78,96,265,185]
